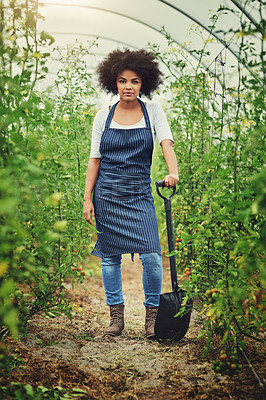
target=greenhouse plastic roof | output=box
[38,0,263,84]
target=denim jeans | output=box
[101,252,163,307]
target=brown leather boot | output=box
[145,307,158,338]
[104,304,124,336]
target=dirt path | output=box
[2,255,265,399]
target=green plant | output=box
[0,382,87,399]
[0,0,97,373]
[7,353,26,372]
[72,333,93,341]
[212,349,242,376]
[0,0,56,339]
[151,0,265,381]
[37,338,59,348]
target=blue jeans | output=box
[101,252,163,307]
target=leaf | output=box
[72,388,87,393]
[197,330,207,340]
[53,220,67,231]
[180,231,191,243]
[0,261,9,277]
[205,229,212,237]
[37,386,49,394]
[251,200,258,214]
[0,198,18,215]
[221,330,229,344]
[214,241,224,248]
[202,347,209,358]
[40,31,55,45]
[24,384,34,396]
[198,305,210,316]
[44,230,60,242]
[211,202,220,212]
[0,279,15,298]
[166,250,178,257]
[206,307,216,317]
[3,308,18,335]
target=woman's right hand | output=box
[83,199,95,225]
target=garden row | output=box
[0,1,98,372]
[152,2,265,379]
[0,0,265,386]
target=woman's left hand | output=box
[164,173,179,188]
[160,140,179,188]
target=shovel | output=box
[154,180,193,342]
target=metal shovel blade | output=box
[154,180,193,342]
[155,288,192,341]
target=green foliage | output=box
[37,338,59,348]
[151,1,265,376]
[0,0,97,373]
[0,382,87,400]
[0,0,265,387]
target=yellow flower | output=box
[32,52,41,59]
[45,192,63,206]
[16,246,25,253]
[0,262,8,277]
[53,220,67,231]
[8,34,16,41]
[236,31,245,38]
[37,153,44,162]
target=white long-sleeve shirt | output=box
[90,101,173,158]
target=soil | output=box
[1,254,265,399]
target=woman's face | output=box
[116,69,142,102]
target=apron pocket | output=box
[102,171,144,201]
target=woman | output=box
[83,49,179,338]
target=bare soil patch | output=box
[1,255,265,399]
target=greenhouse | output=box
[0,0,265,399]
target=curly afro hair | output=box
[96,49,163,99]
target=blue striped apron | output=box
[91,99,161,258]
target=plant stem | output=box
[58,199,61,270]
[201,73,205,161]
[238,346,265,390]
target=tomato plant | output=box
[0,0,265,387]
[0,0,98,373]
[151,0,265,379]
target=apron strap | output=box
[104,101,118,129]
[138,99,151,129]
